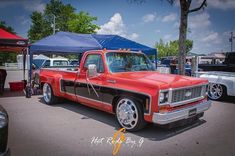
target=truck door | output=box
[75,54,105,102]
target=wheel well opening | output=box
[112,95,145,114]
[40,82,45,89]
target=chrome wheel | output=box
[208,83,223,100]
[43,83,52,103]
[116,98,138,130]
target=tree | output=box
[28,0,99,42]
[169,39,193,55]
[44,0,75,32]
[0,20,15,34]
[167,0,207,75]
[155,39,169,58]
[131,0,206,75]
[0,21,17,65]
[28,12,51,42]
[68,12,100,34]
[156,39,193,58]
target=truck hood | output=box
[111,71,208,89]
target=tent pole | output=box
[25,47,32,98]
[29,48,32,87]
[155,52,157,68]
[79,53,82,65]
[23,48,26,81]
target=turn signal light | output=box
[158,105,172,113]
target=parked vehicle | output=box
[198,52,235,72]
[0,105,9,156]
[160,58,192,76]
[33,57,69,69]
[198,72,235,100]
[39,50,211,131]
[32,57,69,84]
[197,52,235,100]
[69,60,79,66]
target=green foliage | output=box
[28,12,51,42]
[0,21,15,34]
[44,0,75,31]
[0,21,17,65]
[28,0,99,42]
[0,52,17,65]
[155,39,169,58]
[66,54,80,60]
[68,12,99,34]
[156,39,193,58]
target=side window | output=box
[84,54,104,73]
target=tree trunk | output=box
[178,0,188,75]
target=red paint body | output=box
[40,50,209,123]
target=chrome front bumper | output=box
[152,100,212,125]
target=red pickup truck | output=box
[40,50,211,131]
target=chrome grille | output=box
[171,86,203,103]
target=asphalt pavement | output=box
[0,90,235,156]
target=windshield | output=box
[106,52,155,73]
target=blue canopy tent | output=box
[30,31,156,54]
[28,31,157,88]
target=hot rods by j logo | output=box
[90,128,144,155]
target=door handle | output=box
[106,79,116,84]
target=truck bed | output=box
[41,66,80,72]
[198,64,228,71]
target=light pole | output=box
[52,14,56,35]
[229,31,235,52]
[47,14,59,35]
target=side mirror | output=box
[87,64,98,78]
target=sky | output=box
[0,0,235,54]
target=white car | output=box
[41,58,69,67]
[198,71,235,100]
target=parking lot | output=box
[0,89,235,156]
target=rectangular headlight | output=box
[201,84,208,96]
[159,91,169,105]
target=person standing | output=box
[0,69,7,94]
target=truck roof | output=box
[85,49,143,54]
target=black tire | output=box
[42,83,58,105]
[208,83,227,100]
[115,97,147,132]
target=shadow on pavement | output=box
[133,119,206,141]
[0,89,25,98]
[222,96,235,104]
[38,97,207,141]
[210,96,235,104]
